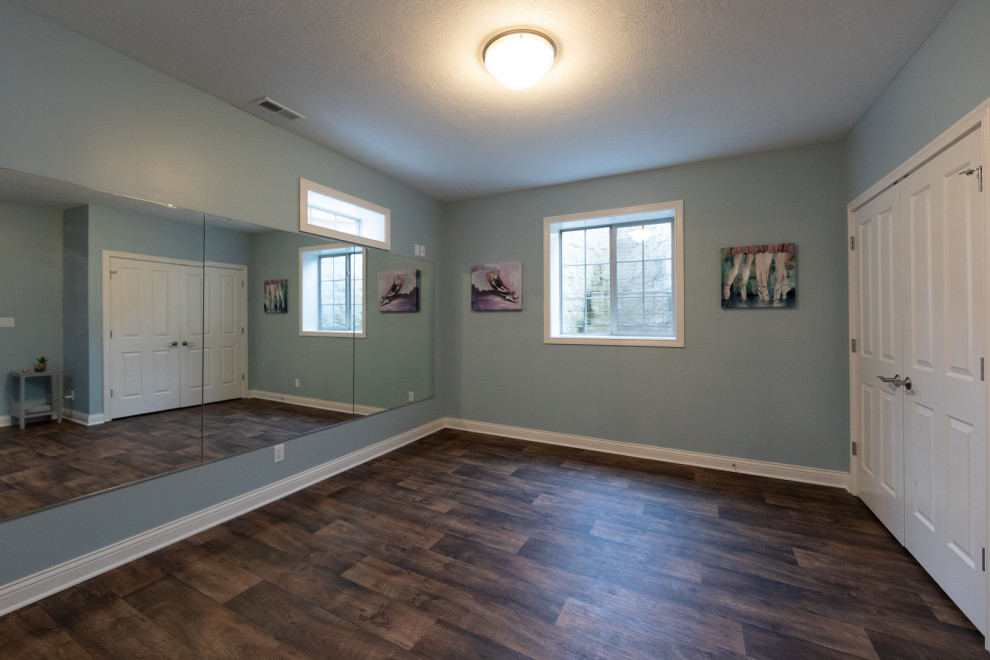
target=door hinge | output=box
[960,165,983,193]
[109,330,113,339]
[851,442,857,456]
[851,338,857,353]
[849,236,855,251]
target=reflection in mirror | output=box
[0,167,434,524]
[0,172,205,520]
[201,215,357,461]
[356,251,434,413]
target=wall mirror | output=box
[0,168,434,522]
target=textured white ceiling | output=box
[10,0,957,201]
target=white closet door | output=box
[179,265,205,408]
[108,256,180,417]
[853,186,905,542]
[202,265,246,404]
[902,128,986,630]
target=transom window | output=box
[545,201,684,347]
[299,178,390,251]
[300,244,365,337]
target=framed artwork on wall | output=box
[264,279,288,314]
[471,262,522,311]
[721,243,796,309]
[378,269,420,312]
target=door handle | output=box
[877,374,912,391]
[167,340,178,348]
[181,340,196,348]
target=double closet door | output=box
[107,255,246,420]
[853,127,986,632]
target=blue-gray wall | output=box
[0,0,444,586]
[846,0,990,199]
[443,143,849,471]
[0,200,63,416]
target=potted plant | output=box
[35,356,48,372]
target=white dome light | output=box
[483,30,557,90]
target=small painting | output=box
[264,279,288,314]
[378,269,420,312]
[471,262,522,311]
[721,243,796,309]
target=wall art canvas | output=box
[721,243,796,309]
[471,262,522,311]
[378,269,420,312]
[264,279,288,314]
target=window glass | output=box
[545,201,683,347]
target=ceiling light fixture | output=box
[483,29,557,90]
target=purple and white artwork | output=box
[378,269,420,312]
[471,262,522,311]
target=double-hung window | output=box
[544,201,684,347]
[300,244,365,337]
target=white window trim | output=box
[299,178,390,251]
[299,243,366,338]
[544,200,684,347]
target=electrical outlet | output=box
[0,317,14,328]
[408,391,414,402]
[294,378,300,388]
[273,443,285,463]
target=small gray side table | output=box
[9,370,63,430]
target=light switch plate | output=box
[0,317,14,328]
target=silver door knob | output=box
[168,340,178,347]
[181,340,196,347]
[877,374,912,391]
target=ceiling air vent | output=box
[253,97,304,122]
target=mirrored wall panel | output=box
[0,168,434,522]
[355,251,434,413]
[200,215,357,461]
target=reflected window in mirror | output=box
[300,243,366,337]
[299,178,390,250]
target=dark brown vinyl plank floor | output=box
[0,399,355,520]
[1,428,985,658]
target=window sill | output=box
[545,334,683,348]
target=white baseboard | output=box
[0,415,9,427]
[0,414,848,617]
[0,417,444,617]
[248,389,384,417]
[442,417,850,490]
[64,410,105,426]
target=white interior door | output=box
[202,265,246,404]
[179,265,204,408]
[901,128,986,630]
[854,127,987,634]
[853,186,905,543]
[108,256,181,417]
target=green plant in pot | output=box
[35,356,48,372]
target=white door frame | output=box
[101,251,247,422]
[847,97,990,645]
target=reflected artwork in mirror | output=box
[0,168,434,522]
